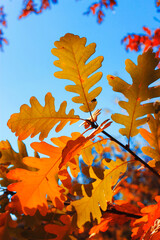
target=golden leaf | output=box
[52,33,103,113]
[7,92,79,141]
[140,107,160,169]
[107,49,160,141]
[72,158,128,227]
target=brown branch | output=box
[105,208,142,219]
[89,121,160,179]
[66,206,141,219]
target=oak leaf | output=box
[7,127,110,216]
[6,150,66,216]
[32,134,80,178]
[140,107,160,170]
[0,140,30,187]
[107,49,160,141]
[0,211,17,240]
[7,92,79,141]
[44,215,75,240]
[0,140,27,168]
[51,133,82,177]
[72,158,128,227]
[52,132,107,167]
[60,120,111,169]
[52,33,103,113]
[5,195,23,215]
[89,200,141,238]
[131,196,160,240]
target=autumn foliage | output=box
[0,33,160,239]
[0,0,160,58]
[122,27,160,68]
[0,6,8,51]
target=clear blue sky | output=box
[1,0,159,154]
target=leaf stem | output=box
[90,121,160,179]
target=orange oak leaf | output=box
[5,195,23,215]
[60,136,86,169]
[132,196,160,240]
[0,211,17,240]
[44,215,73,240]
[31,139,77,182]
[6,153,66,216]
[51,133,81,177]
[0,140,35,188]
[6,120,111,217]
[7,92,79,141]
[52,132,107,167]
[89,218,111,238]
[0,212,11,240]
[59,120,111,169]
[89,201,142,238]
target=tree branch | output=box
[67,206,142,219]
[105,208,142,219]
[90,121,160,179]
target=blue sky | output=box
[1,0,159,154]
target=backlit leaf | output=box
[52,33,103,113]
[132,196,160,240]
[60,120,111,169]
[52,132,107,166]
[107,49,160,141]
[0,140,28,169]
[7,92,80,141]
[89,200,141,238]
[140,106,160,169]
[72,158,128,227]
[6,143,66,216]
[0,140,29,187]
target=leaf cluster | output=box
[0,33,160,239]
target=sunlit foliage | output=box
[0,33,160,239]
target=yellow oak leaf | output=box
[72,158,128,227]
[7,92,79,141]
[140,107,160,169]
[107,49,160,142]
[52,33,103,113]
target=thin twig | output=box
[105,208,142,219]
[67,207,141,219]
[90,121,160,179]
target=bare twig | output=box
[89,121,160,179]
